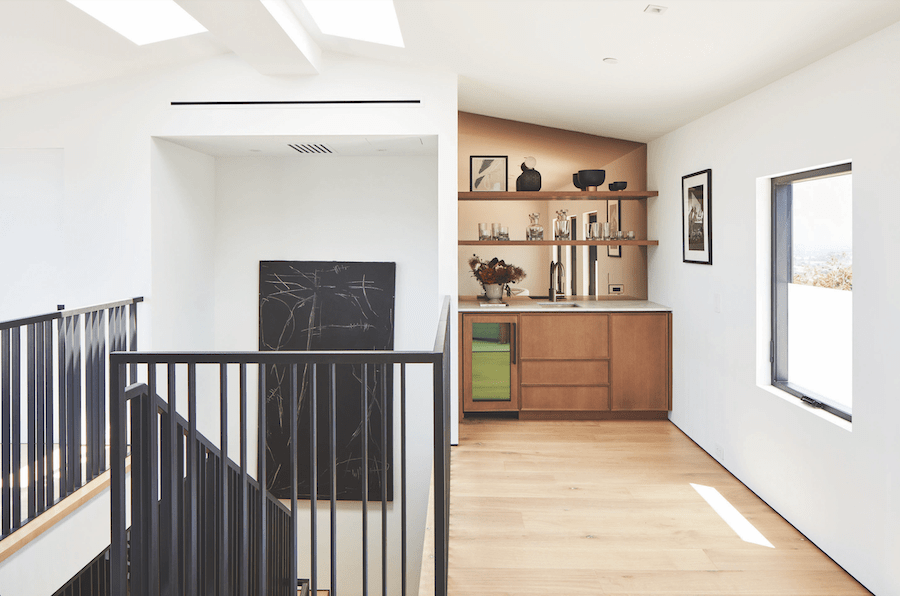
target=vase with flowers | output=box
[468,255,526,304]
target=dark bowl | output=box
[575,169,606,188]
[608,181,627,191]
[572,173,584,190]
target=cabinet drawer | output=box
[520,360,609,385]
[519,314,609,359]
[521,386,609,411]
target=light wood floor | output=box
[448,418,871,595]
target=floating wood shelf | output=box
[459,240,659,246]
[459,191,659,201]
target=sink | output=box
[536,302,580,308]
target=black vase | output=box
[516,162,542,191]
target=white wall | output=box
[0,149,65,319]
[648,20,900,595]
[150,139,217,350]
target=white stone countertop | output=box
[458,297,672,312]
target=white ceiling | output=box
[3,0,900,143]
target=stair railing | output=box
[109,296,451,596]
[0,297,142,541]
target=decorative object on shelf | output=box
[602,221,611,240]
[586,222,600,240]
[470,155,508,191]
[682,169,712,265]
[607,200,622,258]
[527,212,544,240]
[497,226,510,241]
[478,223,491,241]
[483,283,505,304]
[516,156,542,191]
[573,169,606,191]
[491,222,500,240]
[469,255,526,303]
[627,230,635,239]
[554,209,570,240]
[609,181,627,191]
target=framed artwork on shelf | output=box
[470,156,508,191]
[607,199,621,258]
[682,169,712,265]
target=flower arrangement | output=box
[468,255,526,286]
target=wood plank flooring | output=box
[448,419,871,595]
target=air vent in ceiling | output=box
[288,143,334,154]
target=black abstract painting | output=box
[259,261,395,501]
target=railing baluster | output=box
[131,372,145,596]
[69,314,81,492]
[44,321,53,508]
[27,323,37,520]
[310,362,318,596]
[187,363,198,596]
[57,317,67,502]
[11,328,21,530]
[98,309,107,473]
[161,364,178,596]
[400,362,407,596]
[1,329,10,535]
[381,362,388,596]
[35,321,45,513]
[148,364,160,596]
[85,312,94,482]
[109,361,126,596]
[219,363,230,596]
[129,303,138,384]
[361,363,369,596]
[258,364,267,596]
[290,363,298,596]
[329,363,338,596]
[240,363,250,596]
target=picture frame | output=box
[682,169,712,265]
[470,156,508,191]
[607,199,621,258]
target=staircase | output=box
[1,296,451,596]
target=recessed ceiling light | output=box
[603,57,619,65]
[644,4,668,14]
[66,0,206,46]
[302,0,404,47]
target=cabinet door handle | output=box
[510,323,517,364]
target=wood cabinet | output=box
[610,313,671,411]
[460,311,671,419]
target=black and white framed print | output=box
[682,169,712,265]
[470,156,508,191]
[607,199,621,258]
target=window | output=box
[772,163,852,421]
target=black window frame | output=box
[771,162,852,422]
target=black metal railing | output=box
[0,297,142,540]
[109,296,451,596]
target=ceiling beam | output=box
[174,0,321,76]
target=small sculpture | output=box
[516,157,542,191]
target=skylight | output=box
[302,0,404,48]
[66,0,207,46]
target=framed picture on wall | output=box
[682,169,712,265]
[470,156,508,191]
[607,199,621,258]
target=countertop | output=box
[458,296,672,312]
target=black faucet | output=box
[549,260,565,302]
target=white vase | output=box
[483,283,504,304]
